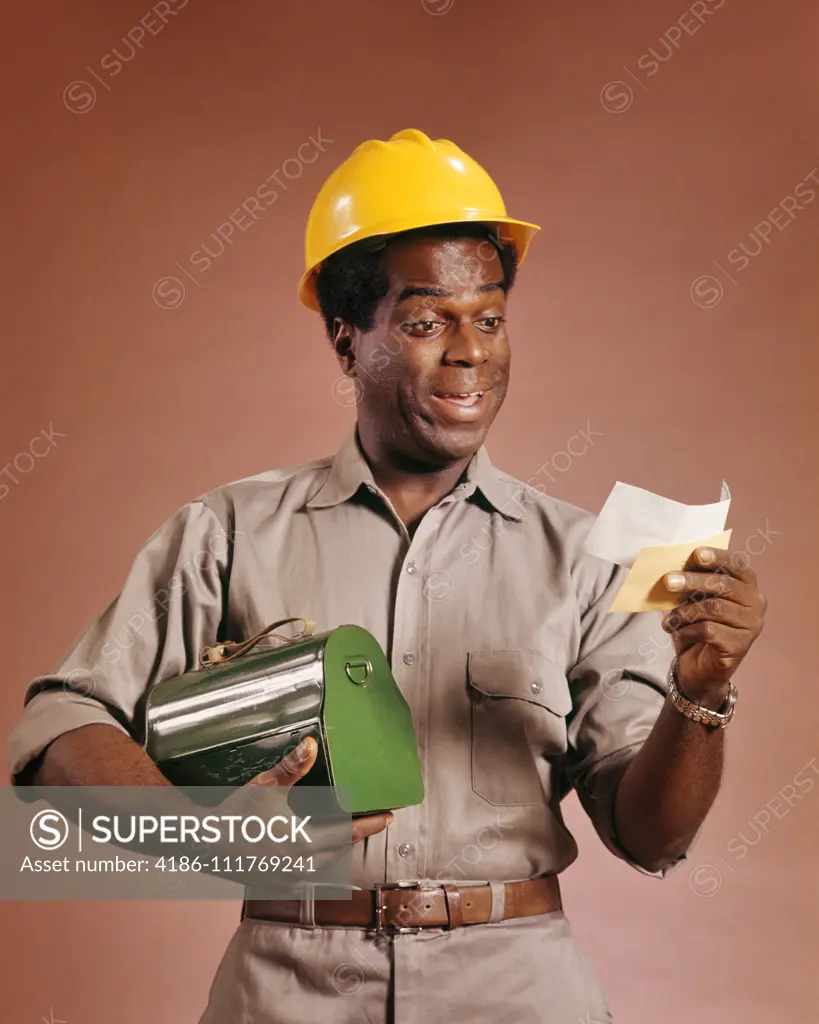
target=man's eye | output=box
[404,320,441,334]
[478,316,505,330]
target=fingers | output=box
[682,546,758,585]
[664,567,759,608]
[663,619,749,656]
[661,595,759,634]
[288,812,392,859]
[240,812,394,879]
[247,736,318,788]
[351,811,394,844]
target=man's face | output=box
[341,234,511,465]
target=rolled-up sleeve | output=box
[6,499,229,783]
[564,554,696,878]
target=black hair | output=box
[315,221,519,338]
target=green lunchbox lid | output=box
[321,625,425,814]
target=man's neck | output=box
[357,428,474,534]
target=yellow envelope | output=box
[608,529,733,613]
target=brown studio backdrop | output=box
[1,0,818,1020]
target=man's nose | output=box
[443,322,489,366]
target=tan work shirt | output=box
[6,426,691,1023]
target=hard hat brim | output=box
[297,215,541,313]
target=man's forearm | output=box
[612,696,725,873]
[22,724,260,875]
[27,723,174,788]
[22,723,200,834]
[22,724,357,886]
[614,543,768,873]
[15,724,204,861]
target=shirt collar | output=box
[306,425,523,521]
[306,426,378,509]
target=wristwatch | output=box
[666,659,737,729]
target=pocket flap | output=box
[467,649,573,716]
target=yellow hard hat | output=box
[298,128,540,311]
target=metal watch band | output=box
[666,660,737,729]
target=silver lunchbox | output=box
[142,618,425,815]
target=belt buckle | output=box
[372,881,425,936]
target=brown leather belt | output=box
[242,876,561,933]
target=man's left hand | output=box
[660,546,767,707]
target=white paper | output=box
[584,480,731,569]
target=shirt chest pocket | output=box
[467,649,574,806]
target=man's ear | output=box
[331,318,357,375]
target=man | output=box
[7,129,766,1023]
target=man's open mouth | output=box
[434,390,486,407]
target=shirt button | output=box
[398,843,414,858]
[402,652,415,666]
[406,561,417,575]
[530,681,543,695]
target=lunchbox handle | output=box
[198,616,316,667]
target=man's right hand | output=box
[246,735,394,844]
